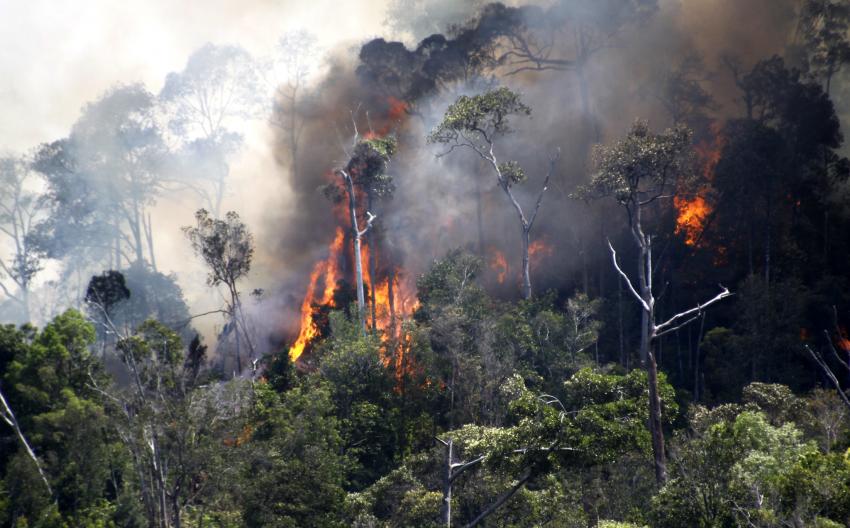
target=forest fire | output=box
[363,97,408,139]
[674,195,710,246]
[674,133,723,246]
[490,248,508,284]
[528,239,553,268]
[288,227,344,361]
[837,326,850,353]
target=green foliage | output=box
[651,409,845,527]
[579,120,695,205]
[427,86,531,145]
[497,160,526,186]
[316,312,399,489]
[496,293,601,394]
[242,381,348,527]
[0,311,119,526]
[342,136,398,199]
[182,209,254,288]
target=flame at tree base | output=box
[288,228,344,361]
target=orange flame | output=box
[288,227,345,361]
[675,133,723,246]
[490,249,508,284]
[529,239,553,268]
[838,326,850,353]
[363,97,409,139]
[674,195,710,246]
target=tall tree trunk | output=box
[646,344,668,485]
[475,165,485,255]
[388,267,396,334]
[367,192,378,332]
[637,230,667,486]
[144,212,157,272]
[441,439,454,527]
[521,227,532,299]
[344,173,368,332]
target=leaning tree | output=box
[579,120,731,485]
[428,86,559,299]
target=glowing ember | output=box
[838,326,850,353]
[288,227,344,361]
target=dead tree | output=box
[581,121,731,485]
[804,308,850,411]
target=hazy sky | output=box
[0,0,393,324]
[0,0,390,152]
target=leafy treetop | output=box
[579,120,695,207]
[427,86,531,147]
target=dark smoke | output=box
[265,0,816,344]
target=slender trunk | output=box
[475,166,485,255]
[367,192,378,332]
[694,313,706,402]
[464,469,533,528]
[132,203,145,266]
[344,174,367,332]
[618,277,626,368]
[636,225,667,486]
[441,439,453,528]
[172,493,181,528]
[145,212,157,272]
[388,267,396,334]
[0,387,52,497]
[521,227,532,299]
[646,345,668,485]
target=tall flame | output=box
[674,195,710,246]
[288,227,345,361]
[675,132,723,246]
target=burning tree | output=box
[579,120,732,485]
[428,87,558,299]
[324,128,398,332]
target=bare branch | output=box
[653,285,732,336]
[804,344,850,412]
[608,240,649,312]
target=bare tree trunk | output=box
[646,344,668,485]
[0,387,52,497]
[342,171,368,332]
[521,227,532,300]
[367,192,378,332]
[388,267,396,334]
[144,211,157,272]
[441,439,454,527]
